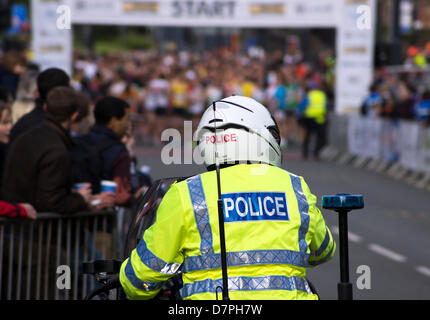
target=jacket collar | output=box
[90,124,121,142]
[43,117,75,148]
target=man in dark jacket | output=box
[88,96,133,206]
[1,87,92,214]
[9,68,70,145]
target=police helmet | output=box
[196,95,281,170]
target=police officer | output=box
[298,82,327,160]
[119,96,335,300]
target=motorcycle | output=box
[83,177,363,301]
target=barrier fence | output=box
[325,113,430,179]
[0,208,132,300]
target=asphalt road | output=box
[135,146,430,300]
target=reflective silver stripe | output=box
[289,174,310,254]
[309,241,335,266]
[124,258,165,291]
[187,175,214,255]
[136,238,181,274]
[183,249,309,272]
[181,275,312,298]
[311,227,331,257]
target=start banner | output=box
[30,0,375,115]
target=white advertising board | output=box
[336,0,376,115]
[31,0,72,76]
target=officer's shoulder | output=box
[168,175,198,189]
[274,166,304,180]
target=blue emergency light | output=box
[322,193,364,211]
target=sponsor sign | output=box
[31,0,72,75]
[336,0,375,114]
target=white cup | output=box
[101,180,117,193]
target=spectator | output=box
[394,84,415,120]
[11,69,39,124]
[2,87,98,214]
[0,51,26,99]
[0,102,12,188]
[0,201,37,219]
[381,92,397,119]
[85,96,133,206]
[361,83,383,118]
[70,91,92,137]
[0,86,12,104]
[9,68,70,145]
[415,90,430,124]
[144,72,170,144]
[121,122,151,199]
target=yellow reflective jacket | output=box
[120,164,335,300]
[304,90,327,124]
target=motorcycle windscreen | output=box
[122,176,188,258]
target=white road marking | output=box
[331,227,430,278]
[415,266,430,278]
[368,244,407,263]
[330,226,363,243]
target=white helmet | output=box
[195,96,281,169]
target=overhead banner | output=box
[71,0,339,27]
[31,0,72,76]
[31,0,375,114]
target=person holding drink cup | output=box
[73,96,133,207]
[73,181,116,210]
[2,87,104,215]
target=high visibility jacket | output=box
[304,90,327,124]
[120,164,335,300]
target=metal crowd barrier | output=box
[319,112,350,161]
[327,112,349,154]
[0,208,132,300]
[321,112,430,188]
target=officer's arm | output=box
[300,177,336,267]
[119,183,186,299]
